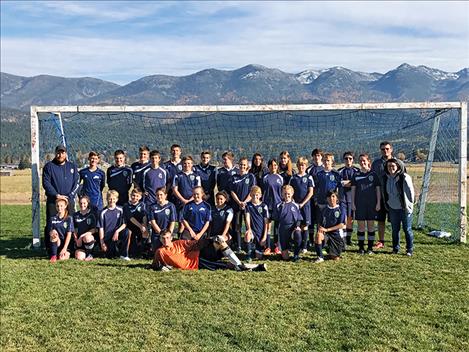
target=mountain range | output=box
[1,63,468,111]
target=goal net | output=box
[31,103,467,245]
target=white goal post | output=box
[30,101,467,247]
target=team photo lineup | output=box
[43,141,416,271]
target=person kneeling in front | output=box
[151,229,267,272]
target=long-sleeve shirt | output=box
[42,159,79,203]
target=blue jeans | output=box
[388,208,414,254]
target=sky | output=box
[1,1,468,85]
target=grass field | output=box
[1,204,468,351]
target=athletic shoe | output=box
[314,257,324,264]
[301,248,308,254]
[367,250,374,255]
[358,249,365,255]
[252,263,268,272]
[374,241,384,249]
[120,256,131,261]
[274,246,281,255]
[292,255,300,262]
[236,264,253,272]
[84,254,94,262]
[263,248,272,255]
[160,265,173,272]
[392,250,399,255]
[49,255,57,263]
[406,252,413,257]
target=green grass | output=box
[1,205,468,351]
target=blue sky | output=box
[1,1,468,84]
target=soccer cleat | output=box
[314,257,324,264]
[406,252,413,257]
[301,248,308,254]
[373,241,384,249]
[120,256,131,261]
[263,248,272,255]
[49,255,57,263]
[252,263,268,272]
[236,264,253,272]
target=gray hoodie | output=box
[384,158,415,214]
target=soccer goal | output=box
[30,102,467,246]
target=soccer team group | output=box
[42,141,415,271]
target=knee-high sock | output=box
[367,231,375,250]
[346,229,353,245]
[301,230,308,249]
[246,241,253,259]
[221,247,243,267]
[293,230,302,256]
[315,242,323,258]
[357,231,365,251]
[50,242,58,257]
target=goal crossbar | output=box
[30,102,467,247]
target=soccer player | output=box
[209,191,234,241]
[152,229,267,271]
[244,186,270,261]
[384,158,415,256]
[273,185,303,261]
[142,150,167,207]
[42,145,79,253]
[338,152,359,245]
[131,145,151,192]
[106,150,133,206]
[123,188,149,258]
[371,141,394,249]
[262,158,284,254]
[278,151,294,185]
[173,156,202,209]
[351,153,381,255]
[73,195,97,261]
[288,157,315,253]
[250,153,269,193]
[163,144,183,203]
[79,151,106,211]
[307,148,325,246]
[47,198,74,263]
[180,187,212,241]
[215,151,239,193]
[195,151,216,206]
[314,191,346,263]
[148,187,177,251]
[98,190,130,260]
[229,157,256,252]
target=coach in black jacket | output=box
[42,145,79,251]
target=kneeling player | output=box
[98,190,130,260]
[48,198,74,263]
[180,187,211,240]
[314,191,346,263]
[73,195,97,261]
[152,229,266,271]
[244,186,270,261]
[148,187,177,251]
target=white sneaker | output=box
[120,256,131,261]
[301,248,308,254]
[314,257,324,264]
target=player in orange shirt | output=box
[152,229,267,271]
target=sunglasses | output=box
[381,147,391,151]
[344,157,353,160]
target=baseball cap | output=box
[55,145,67,153]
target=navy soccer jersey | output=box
[194,163,216,199]
[262,173,284,211]
[216,166,239,192]
[42,160,80,203]
[229,173,256,211]
[182,201,212,233]
[131,161,151,191]
[321,205,346,237]
[79,167,106,210]
[288,174,314,204]
[307,164,324,198]
[352,170,380,220]
[338,166,359,194]
[73,210,97,236]
[106,166,133,205]
[279,171,293,185]
[245,202,269,237]
[315,169,343,205]
[173,172,201,202]
[123,201,146,226]
[148,202,177,234]
[163,160,183,187]
[143,166,167,205]
[250,166,269,192]
[49,214,74,240]
[210,205,234,236]
[98,207,124,240]
[273,201,303,225]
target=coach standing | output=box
[42,145,79,250]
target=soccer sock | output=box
[50,242,58,257]
[346,229,353,245]
[357,231,365,251]
[367,231,375,250]
[246,241,253,259]
[293,230,302,256]
[221,247,243,267]
[315,243,323,258]
[301,230,308,250]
